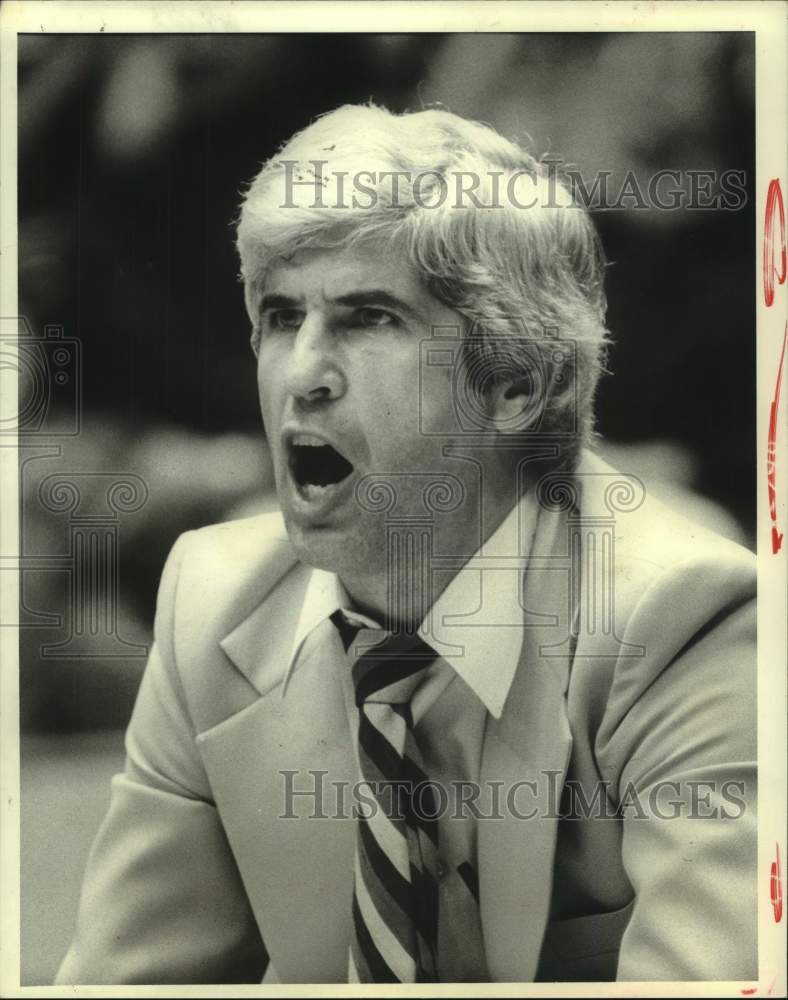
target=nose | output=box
[283,314,345,403]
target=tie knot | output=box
[331,611,437,707]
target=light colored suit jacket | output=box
[56,452,757,984]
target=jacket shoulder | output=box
[575,449,755,594]
[173,510,295,600]
[155,512,304,714]
[567,452,756,759]
[170,508,301,629]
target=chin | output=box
[283,510,379,578]
[283,513,351,571]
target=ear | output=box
[250,326,261,359]
[244,279,263,357]
[487,376,540,432]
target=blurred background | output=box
[17,32,755,983]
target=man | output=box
[57,104,756,984]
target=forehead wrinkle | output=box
[263,254,356,306]
[262,247,442,322]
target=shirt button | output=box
[435,859,449,881]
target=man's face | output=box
[254,240,487,587]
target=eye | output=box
[267,309,304,331]
[355,307,397,328]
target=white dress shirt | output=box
[280,491,539,981]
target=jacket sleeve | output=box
[597,553,757,982]
[55,533,268,985]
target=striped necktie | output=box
[331,611,440,983]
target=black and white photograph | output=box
[1,1,786,994]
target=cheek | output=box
[360,374,454,469]
[256,346,285,420]
[364,366,423,431]
[415,363,460,436]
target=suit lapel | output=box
[478,502,574,982]
[195,496,575,984]
[197,563,358,984]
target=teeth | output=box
[300,482,334,498]
[292,433,328,447]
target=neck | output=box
[341,474,523,633]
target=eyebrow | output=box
[259,293,301,312]
[259,289,421,321]
[332,290,420,320]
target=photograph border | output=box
[1,2,785,997]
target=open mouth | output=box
[288,434,354,494]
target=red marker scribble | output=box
[767,327,787,554]
[770,842,783,923]
[763,179,786,307]
[741,989,757,996]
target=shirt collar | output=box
[282,491,538,718]
[283,569,376,697]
